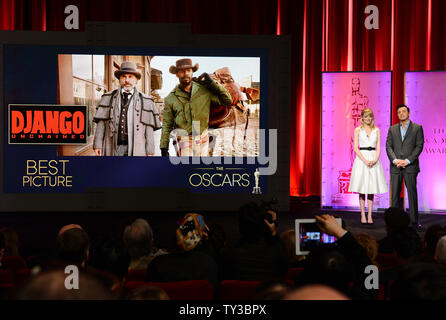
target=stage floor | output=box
[287,197,446,240]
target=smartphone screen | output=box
[298,222,336,252]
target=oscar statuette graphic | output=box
[333,77,368,203]
[252,168,262,194]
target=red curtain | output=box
[1,0,445,198]
[282,0,446,197]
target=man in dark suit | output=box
[386,105,424,230]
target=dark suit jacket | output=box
[386,121,424,174]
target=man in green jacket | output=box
[160,58,232,156]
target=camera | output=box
[260,199,278,225]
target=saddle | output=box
[208,67,259,129]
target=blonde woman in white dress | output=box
[348,108,388,224]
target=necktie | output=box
[123,92,130,105]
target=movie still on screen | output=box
[57,54,260,157]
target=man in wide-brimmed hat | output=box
[93,61,161,156]
[160,58,232,156]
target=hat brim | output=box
[169,63,199,74]
[114,70,142,80]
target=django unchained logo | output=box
[9,104,87,144]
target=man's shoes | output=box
[412,223,424,232]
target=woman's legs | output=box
[367,194,374,223]
[359,194,366,223]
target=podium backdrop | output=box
[321,72,391,210]
[405,72,446,212]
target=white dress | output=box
[348,128,388,194]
